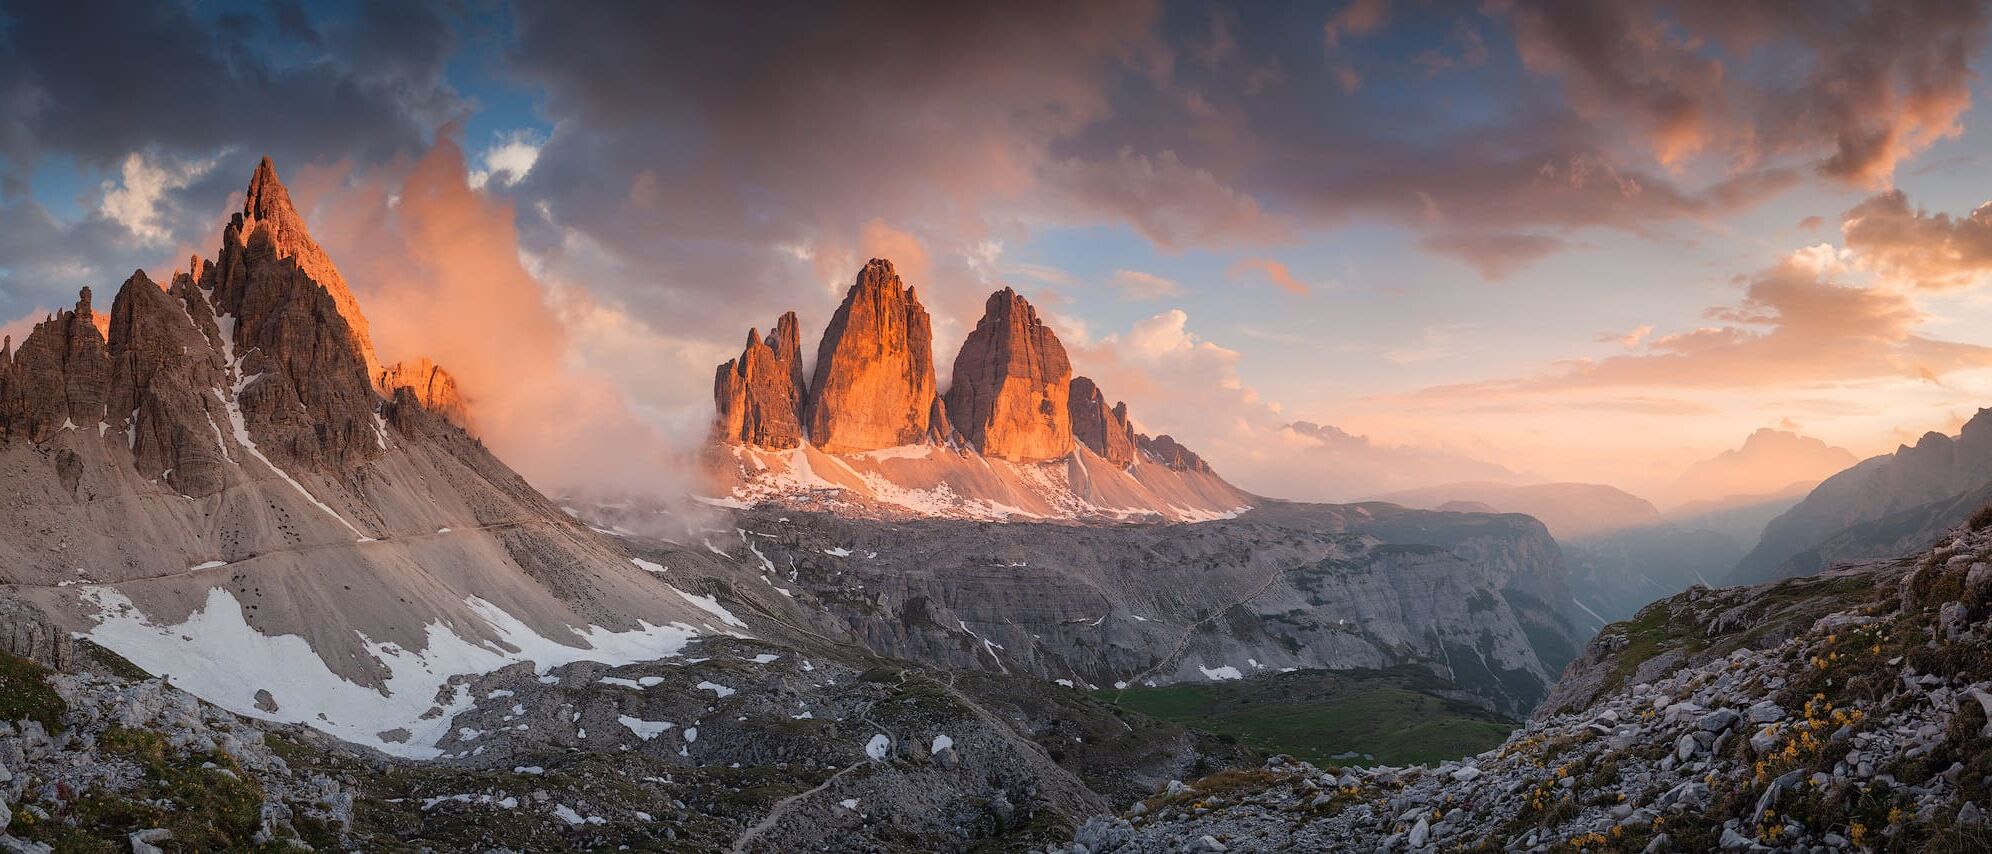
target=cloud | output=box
[1419,231,1569,279]
[1500,0,1986,185]
[1109,268,1182,300]
[1060,308,1526,502]
[1841,189,1992,289]
[467,130,544,190]
[1043,147,1288,248]
[1323,0,1389,49]
[296,137,692,494]
[1596,324,1655,349]
[0,1,454,189]
[1398,244,1992,405]
[99,152,219,244]
[1226,258,1310,295]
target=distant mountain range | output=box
[1660,427,1856,508]
[1731,408,1992,584]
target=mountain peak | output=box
[715,316,806,449]
[244,156,285,219]
[945,287,1072,462]
[230,157,381,382]
[805,258,937,453]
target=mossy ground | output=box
[16,727,282,853]
[1100,667,1517,766]
[0,649,66,734]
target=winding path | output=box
[1111,562,1293,701]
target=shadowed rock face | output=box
[236,156,382,383]
[0,288,110,444]
[376,357,469,429]
[201,158,386,474]
[713,320,806,449]
[1138,433,1212,474]
[1069,376,1135,468]
[805,259,938,453]
[768,310,807,409]
[945,288,1073,462]
[106,270,233,496]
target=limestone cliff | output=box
[1068,376,1135,468]
[804,259,937,453]
[713,322,806,449]
[1138,433,1212,474]
[200,158,385,473]
[375,357,469,429]
[944,288,1073,462]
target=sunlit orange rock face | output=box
[713,315,807,449]
[376,357,469,429]
[944,288,1073,462]
[1068,375,1135,468]
[804,259,938,453]
[204,158,388,472]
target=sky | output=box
[6,0,1992,506]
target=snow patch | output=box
[79,586,701,759]
[669,587,748,629]
[617,715,674,740]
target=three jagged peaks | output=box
[711,259,1217,475]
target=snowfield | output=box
[79,585,705,759]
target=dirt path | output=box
[0,518,559,590]
[726,758,869,854]
[1112,563,1291,701]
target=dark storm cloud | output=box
[0,0,455,182]
[0,0,461,316]
[507,0,1170,345]
[1505,0,1988,185]
[504,0,1978,328]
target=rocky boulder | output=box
[805,259,937,453]
[944,288,1073,462]
[1068,376,1134,468]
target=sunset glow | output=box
[5,2,1992,508]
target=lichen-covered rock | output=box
[805,259,937,453]
[1068,376,1134,468]
[944,288,1072,462]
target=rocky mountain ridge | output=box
[0,157,727,758]
[709,259,1249,522]
[1063,509,1992,852]
[1735,407,1992,584]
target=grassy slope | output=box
[1099,666,1517,767]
